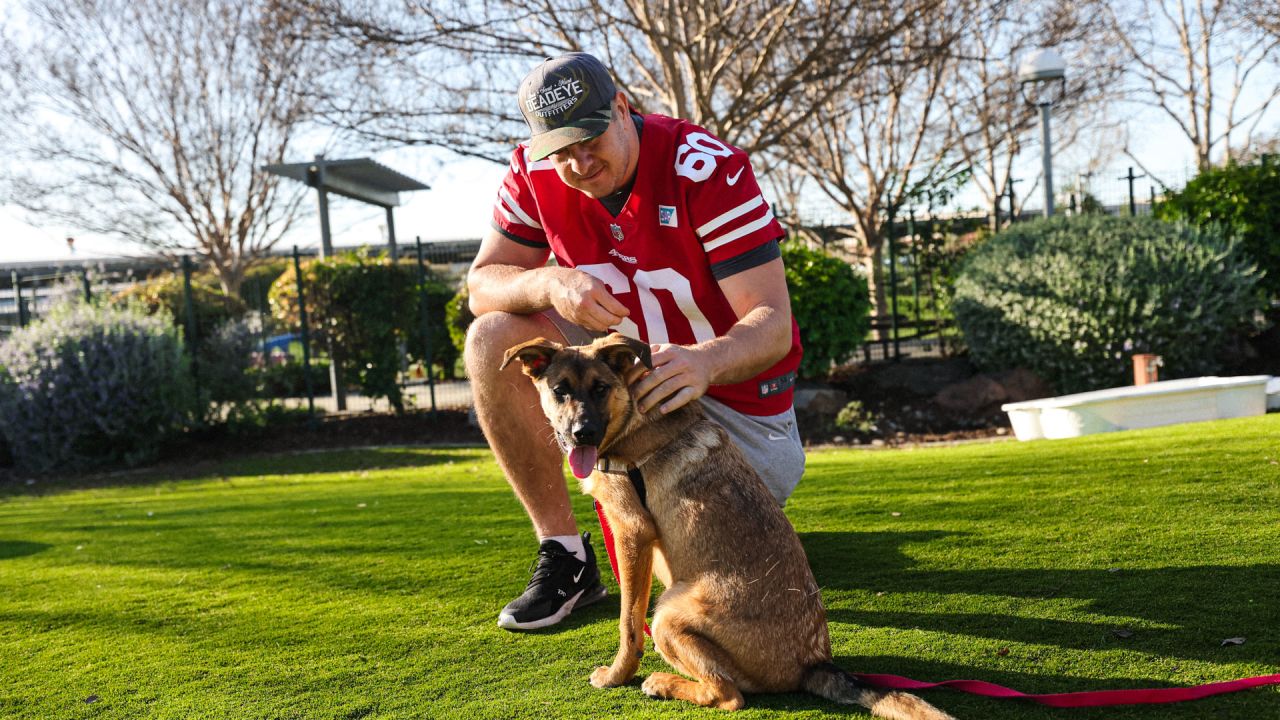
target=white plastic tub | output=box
[1002,375,1273,441]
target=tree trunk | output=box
[854,238,889,340]
[214,262,245,298]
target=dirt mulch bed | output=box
[804,357,1017,447]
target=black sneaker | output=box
[497,532,607,631]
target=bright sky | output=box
[0,148,509,263]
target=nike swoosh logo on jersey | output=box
[726,168,744,186]
[768,433,788,441]
[573,568,585,583]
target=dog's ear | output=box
[594,332,653,377]
[501,338,563,379]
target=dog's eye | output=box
[591,380,610,399]
[553,383,570,402]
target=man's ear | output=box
[500,338,563,379]
[593,332,653,377]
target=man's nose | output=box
[566,145,595,175]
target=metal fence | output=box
[788,162,1210,365]
[273,241,477,417]
[0,240,480,421]
[0,160,1227,417]
[1,262,170,336]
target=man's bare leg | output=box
[465,311,577,538]
[466,311,608,630]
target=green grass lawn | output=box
[1,415,1278,719]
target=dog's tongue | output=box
[568,446,598,479]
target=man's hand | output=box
[630,344,712,414]
[550,269,630,332]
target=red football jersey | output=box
[491,114,802,415]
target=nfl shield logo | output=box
[609,223,624,242]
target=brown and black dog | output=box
[501,333,956,719]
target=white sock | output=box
[543,533,586,562]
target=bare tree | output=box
[294,0,545,163]
[301,0,939,160]
[776,2,981,318]
[0,0,323,294]
[1099,0,1280,170]
[945,2,1122,230]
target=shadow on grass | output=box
[798,531,1280,667]
[0,446,485,498]
[0,540,51,559]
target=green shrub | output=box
[418,274,462,380]
[236,259,291,309]
[220,403,317,436]
[113,273,248,348]
[1156,159,1280,299]
[446,285,474,361]
[834,400,878,434]
[250,358,332,398]
[0,301,195,473]
[954,215,1264,393]
[269,250,458,412]
[197,318,258,409]
[782,241,872,379]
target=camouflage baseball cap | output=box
[518,53,617,162]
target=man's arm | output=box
[467,227,631,331]
[631,255,792,414]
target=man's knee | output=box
[467,312,535,369]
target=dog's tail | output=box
[803,663,957,720]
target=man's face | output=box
[548,95,638,199]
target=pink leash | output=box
[849,672,1280,707]
[594,505,1279,707]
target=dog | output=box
[501,333,956,719]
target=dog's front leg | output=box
[590,500,656,689]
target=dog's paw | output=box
[589,665,629,688]
[641,672,679,698]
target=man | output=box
[465,52,805,631]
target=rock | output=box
[991,367,1054,403]
[794,386,849,416]
[933,375,1008,414]
[793,385,850,440]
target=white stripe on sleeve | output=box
[499,188,542,229]
[701,208,776,253]
[695,195,764,239]
[494,197,518,224]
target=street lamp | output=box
[1018,48,1067,218]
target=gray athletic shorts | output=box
[545,311,806,506]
